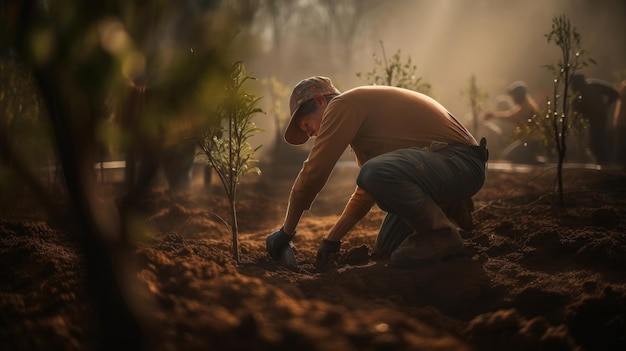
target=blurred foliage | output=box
[0,58,42,128]
[0,1,261,347]
[0,56,52,171]
[198,61,264,262]
[0,4,259,202]
[0,56,56,206]
[356,41,431,95]
[461,74,489,135]
[260,75,290,156]
[0,0,249,193]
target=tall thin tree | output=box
[541,14,595,205]
[198,61,263,263]
[461,74,489,136]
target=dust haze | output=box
[245,0,626,150]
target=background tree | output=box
[0,55,54,186]
[317,0,384,67]
[261,75,290,158]
[356,41,431,94]
[461,74,489,136]
[536,14,595,205]
[198,61,263,263]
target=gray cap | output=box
[285,76,340,145]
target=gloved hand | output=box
[315,239,341,270]
[266,228,294,260]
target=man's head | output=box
[507,81,528,104]
[285,76,340,145]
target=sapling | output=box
[461,74,489,136]
[356,41,431,94]
[198,61,263,263]
[530,14,595,205]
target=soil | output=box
[1,162,626,351]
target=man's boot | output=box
[373,213,413,257]
[442,197,475,232]
[390,197,464,267]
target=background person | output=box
[571,73,620,164]
[121,78,197,203]
[482,81,544,163]
[613,80,626,167]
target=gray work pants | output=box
[356,143,487,254]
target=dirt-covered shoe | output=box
[390,227,464,267]
[442,197,475,231]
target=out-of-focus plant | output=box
[530,14,595,206]
[356,40,431,94]
[260,75,289,157]
[0,56,54,189]
[461,74,489,135]
[0,0,247,348]
[198,61,263,263]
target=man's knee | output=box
[356,160,385,191]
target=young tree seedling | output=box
[198,61,263,263]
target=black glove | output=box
[266,228,294,260]
[315,239,341,270]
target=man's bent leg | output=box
[390,197,464,267]
[375,213,413,256]
[357,146,483,266]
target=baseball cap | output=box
[507,80,528,98]
[284,76,340,145]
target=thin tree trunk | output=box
[34,69,146,350]
[557,154,564,206]
[230,198,240,263]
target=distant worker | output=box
[613,80,626,167]
[121,78,196,201]
[571,73,620,164]
[483,81,543,163]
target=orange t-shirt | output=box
[289,85,478,220]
